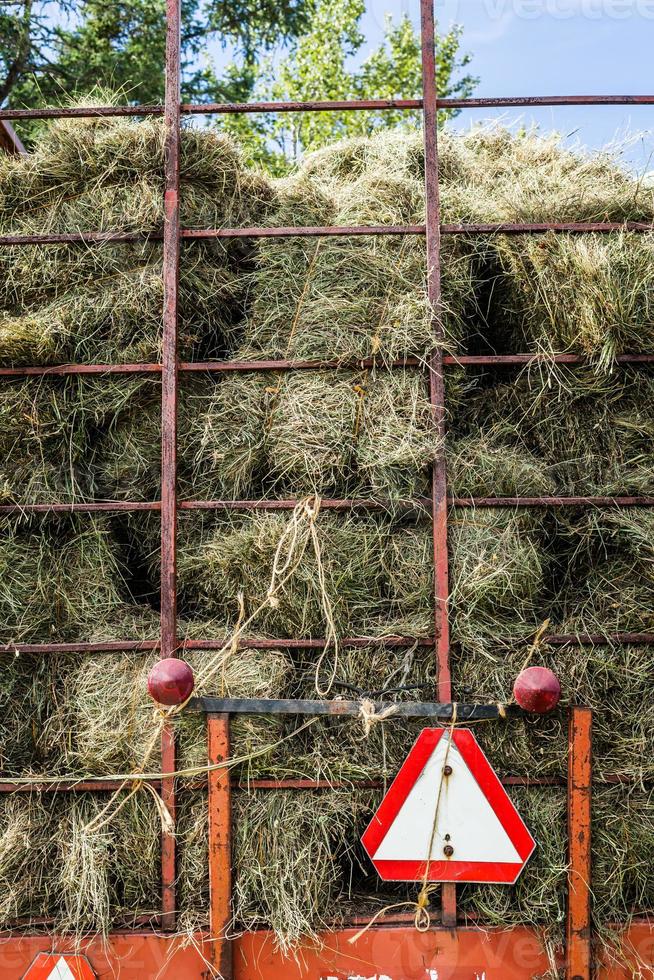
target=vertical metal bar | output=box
[208,714,233,977]
[567,707,593,980]
[420,0,456,928]
[160,0,182,931]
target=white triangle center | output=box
[47,957,78,980]
[374,734,522,864]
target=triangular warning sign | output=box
[362,728,536,884]
[23,953,96,980]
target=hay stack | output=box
[0,107,275,367]
[1,113,653,947]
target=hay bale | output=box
[0,112,276,367]
[0,642,292,779]
[559,509,654,634]
[177,788,368,952]
[171,511,434,640]
[494,232,654,368]
[456,366,654,496]
[0,515,132,644]
[448,509,550,648]
[0,791,160,935]
[238,132,475,363]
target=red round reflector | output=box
[513,666,561,714]
[147,657,195,706]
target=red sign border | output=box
[361,728,536,884]
[23,952,96,980]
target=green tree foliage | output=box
[223,2,477,170]
[1,0,312,110]
[1,0,476,164]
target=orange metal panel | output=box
[208,713,233,978]
[1,924,652,979]
[568,707,593,980]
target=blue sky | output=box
[360,1,654,170]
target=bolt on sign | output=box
[362,729,536,884]
[23,953,96,980]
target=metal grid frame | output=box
[1,0,652,973]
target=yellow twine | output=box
[358,698,399,738]
[352,382,367,438]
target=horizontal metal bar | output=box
[1,495,652,517]
[0,640,159,654]
[442,353,654,366]
[2,94,653,122]
[0,501,161,514]
[192,697,522,720]
[184,98,423,115]
[2,222,653,248]
[179,498,430,512]
[183,636,432,650]
[2,632,653,657]
[0,363,162,377]
[182,357,423,372]
[0,772,645,794]
[451,496,654,507]
[2,352,653,377]
[439,94,654,109]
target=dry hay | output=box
[558,509,654,635]
[0,791,160,936]
[177,788,370,951]
[0,100,276,367]
[170,511,434,640]
[0,643,292,780]
[237,133,476,364]
[0,375,160,504]
[0,514,136,644]
[90,369,439,505]
[448,508,551,649]
[451,366,654,497]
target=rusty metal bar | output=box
[0,363,162,376]
[190,698,522,719]
[421,0,451,706]
[2,351,654,377]
[182,357,423,372]
[159,0,182,932]
[0,502,161,514]
[0,772,646,794]
[179,497,430,512]
[2,94,654,122]
[208,713,233,978]
[2,495,654,516]
[443,353,654,366]
[0,640,159,654]
[421,0,457,929]
[3,353,654,377]
[0,120,26,154]
[4,631,654,658]
[567,707,593,980]
[2,221,653,247]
